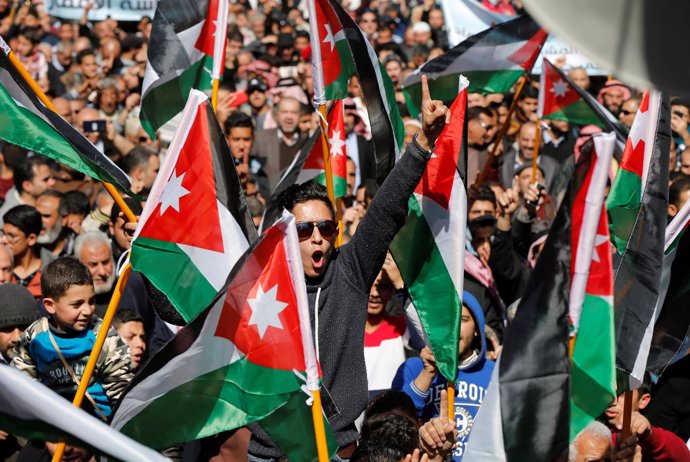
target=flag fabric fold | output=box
[610,91,671,386]
[140,0,226,137]
[311,0,404,183]
[390,81,468,382]
[402,15,547,117]
[0,365,167,462]
[464,132,615,462]
[131,89,257,322]
[0,36,131,192]
[112,212,336,461]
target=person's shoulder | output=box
[21,317,50,340]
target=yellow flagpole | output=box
[211,78,220,111]
[447,381,455,421]
[310,388,330,462]
[5,47,139,224]
[531,118,542,183]
[51,264,133,462]
[317,105,336,205]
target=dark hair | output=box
[4,205,42,237]
[639,372,653,396]
[119,146,156,176]
[520,84,539,100]
[13,156,52,193]
[670,176,690,208]
[359,414,418,459]
[357,180,379,202]
[468,184,497,208]
[277,182,335,219]
[63,190,91,217]
[41,257,93,300]
[110,196,143,224]
[76,48,96,65]
[38,190,65,216]
[17,27,43,45]
[224,111,255,134]
[113,309,145,329]
[671,97,690,113]
[467,105,493,122]
[364,390,417,422]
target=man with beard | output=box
[35,190,76,258]
[75,231,172,355]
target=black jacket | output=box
[248,138,433,456]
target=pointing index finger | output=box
[439,389,448,419]
[421,74,431,102]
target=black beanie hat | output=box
[0,284,40,330]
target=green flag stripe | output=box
[606,169,643,254]
[314,173,348,197]
[0,84,114,185]
[391,197,461,381]
[543,101,606,128]
[570,294,616,440]
[131,236,216,322]
[120,357,305,449]
[403,70,523,117]
[140,55,213,138]
[323,40,356,101]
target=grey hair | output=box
[569,421,612,462]
[74,231,112,260]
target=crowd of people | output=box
[0,0,689,461]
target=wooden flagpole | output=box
[51,264,133,462]
[447,381,455,420]
[317,105,336,206]
[475,76,529,186]
[621,390,634,441]
[310,388,330,462]
[5,48,139,223]
[211,78,220,111]
[531,118,542,183]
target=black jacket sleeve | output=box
[341,138,432,292]
[489,229,531,306]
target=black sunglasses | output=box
[673,110,688,119]
[619,109,634,116]
[296,220,338,240]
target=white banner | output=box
[440,0,609,76]
[46,0,157,21]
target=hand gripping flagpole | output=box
[51,264,133,462]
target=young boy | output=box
[113,309,147,369]
[12,257,134,419]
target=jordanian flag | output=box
[402,15,547,117]
[611,92,670,386]
[464,133,614,462]
[389,81,468,382]
[538,58,628,144]
[297,101,348,197]
[140,0,227,137]
[131,90,257,322]
[312,0,404,183]
[646,202,690,376]
[607,90,660,254]
[0,365,167,461]
[260,128,322,232]
[569,133,616,440]
[0,36,131,192]
[112,213,336,461]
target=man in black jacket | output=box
[247,77,449,460]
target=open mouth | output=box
[312,251,324,270]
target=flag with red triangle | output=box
[569,133,616,440]
[297,102,348,198]
[140,0,228,137]
[112,212,337,461]
[389,79,468,382]
[402,15,547,117]
[131,89,258,323]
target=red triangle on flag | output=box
[138,104,224,253]
[315,0,344,88]
[506,28,547,70]
[214,227,307,371]
[195,0,220,56]
[541,59,581,117]
[619,91,650,178]
[328,100,347,179]
[414,89,466,210]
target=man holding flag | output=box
[248,76,449,461]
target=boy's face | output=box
[458,305,477,361]
[117,321,146,369]
[44,284,96,332]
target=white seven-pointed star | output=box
[247,284,288,339]
[323,24,335,52]
[551,79,569,98]
[212,20,218,37]
[591,234,609,263]
[629,105,650,150]
[329,129,346,156]
[159,169,191,215]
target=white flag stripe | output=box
[0,365,169,462]
[569,132,615,331]
[463,356,507,462]
[212,0,229,79]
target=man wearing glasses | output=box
[248,78,448,461]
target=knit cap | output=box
[0,284,40,329]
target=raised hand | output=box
[417,75,450,152]
[418,390,458,461]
